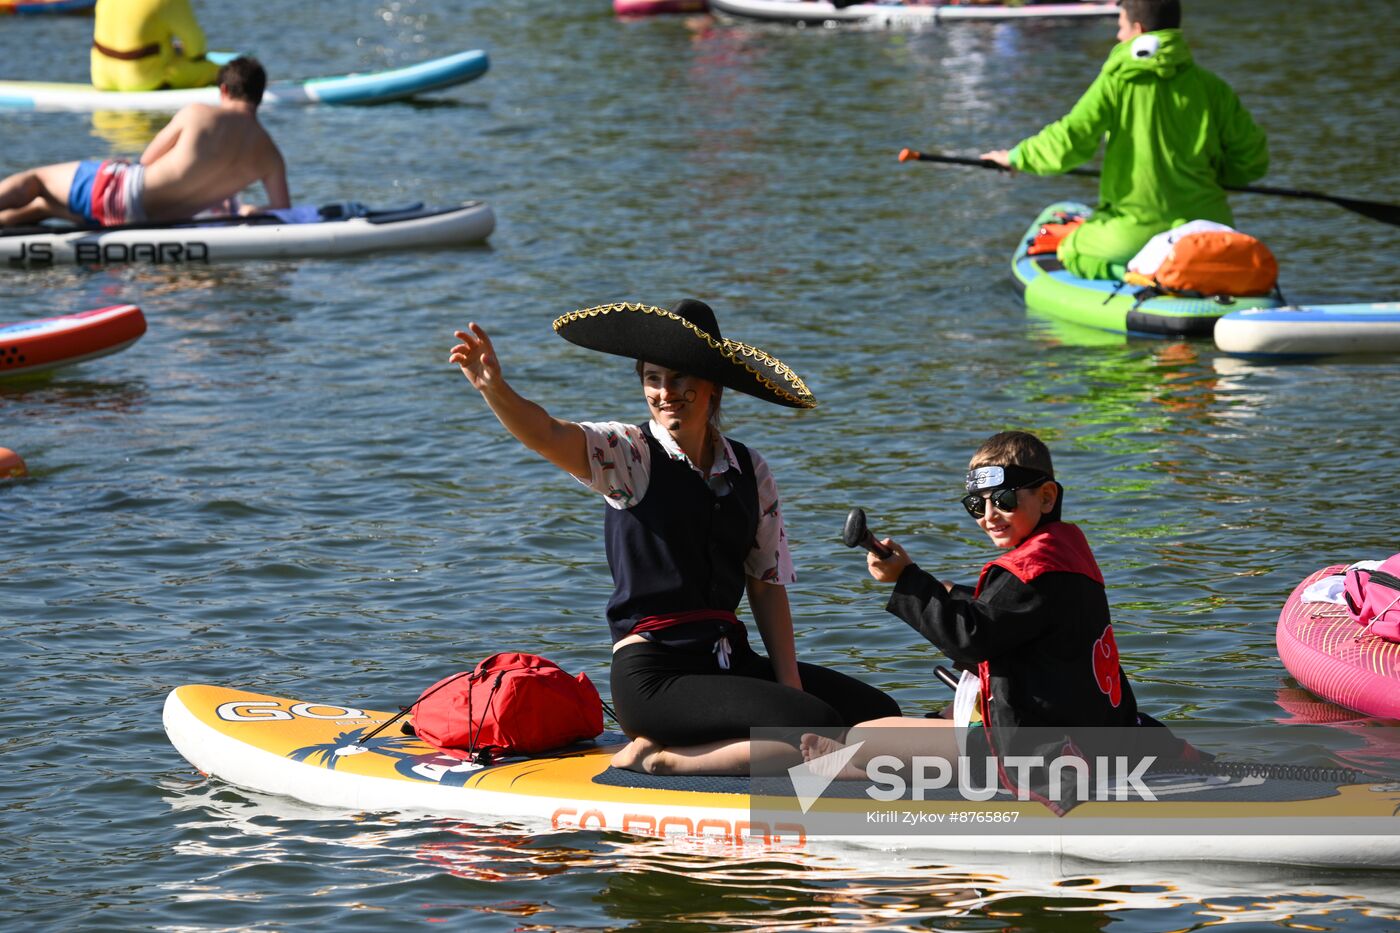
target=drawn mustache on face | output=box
[653,389,698,406]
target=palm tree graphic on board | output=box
[287,728,493,787]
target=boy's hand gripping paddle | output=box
[842,508,892,560]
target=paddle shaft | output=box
[898,149,1400,226]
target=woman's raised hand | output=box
[449,323,501,393]
[447,323,588,478]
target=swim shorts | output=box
[66,159,147,227]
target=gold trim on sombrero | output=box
[552,302,816,408]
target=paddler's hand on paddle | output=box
[867,538,912,583]
[450,323,503,394]
[979,150,1013,170]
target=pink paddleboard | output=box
[614,0,708,15]
[1277,566,1400,719]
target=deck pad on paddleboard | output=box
[0,48,487,111]
[165,684,1400,867]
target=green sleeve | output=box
[1009,74,1115,176]
[1217,91,1269,187]
[164,0,209,59]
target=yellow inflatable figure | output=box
[90,0,219,92]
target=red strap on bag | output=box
[412,653,604,761]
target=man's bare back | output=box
[0,56,287,228]
[139,98,289,221]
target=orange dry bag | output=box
[1151,231,1278,297]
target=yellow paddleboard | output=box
[165,684,1400,868]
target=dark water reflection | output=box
[3,0,1398,928]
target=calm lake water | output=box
[3,0,1398,928]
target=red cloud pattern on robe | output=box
[1093,626,1122,707]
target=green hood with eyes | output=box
[1102,28,1193,81]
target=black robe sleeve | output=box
[886,564,1058,666]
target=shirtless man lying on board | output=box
[0,56,289,228]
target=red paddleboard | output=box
[0,304,146,378]
[615,0,708,15]
[1277,566,1400,719]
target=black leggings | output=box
[610,640,900,747]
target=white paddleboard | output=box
[1215,303,1400,357]
[1,201,494,267]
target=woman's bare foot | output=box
[610,737,672,774]
[799,732,864,780]
[800,732,841,763]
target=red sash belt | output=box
[630,609,743,635]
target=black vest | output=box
[603,424,760,643]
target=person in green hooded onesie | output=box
[981,0,1268,281]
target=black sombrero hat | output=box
[551,299,817,410]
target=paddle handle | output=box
[898,148,1004,171]
[860,531,893,560]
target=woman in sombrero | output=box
[449,299,899,775]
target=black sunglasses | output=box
[961,480,1049,518]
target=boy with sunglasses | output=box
[801,431,1144,807]
[871,430,1139,738]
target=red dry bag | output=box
[412,653,604,762]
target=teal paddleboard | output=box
[1011,202,1280,337]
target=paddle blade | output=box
[898,148,918,163]
[1225,182,1400,226]
[1330,195,1400,226]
